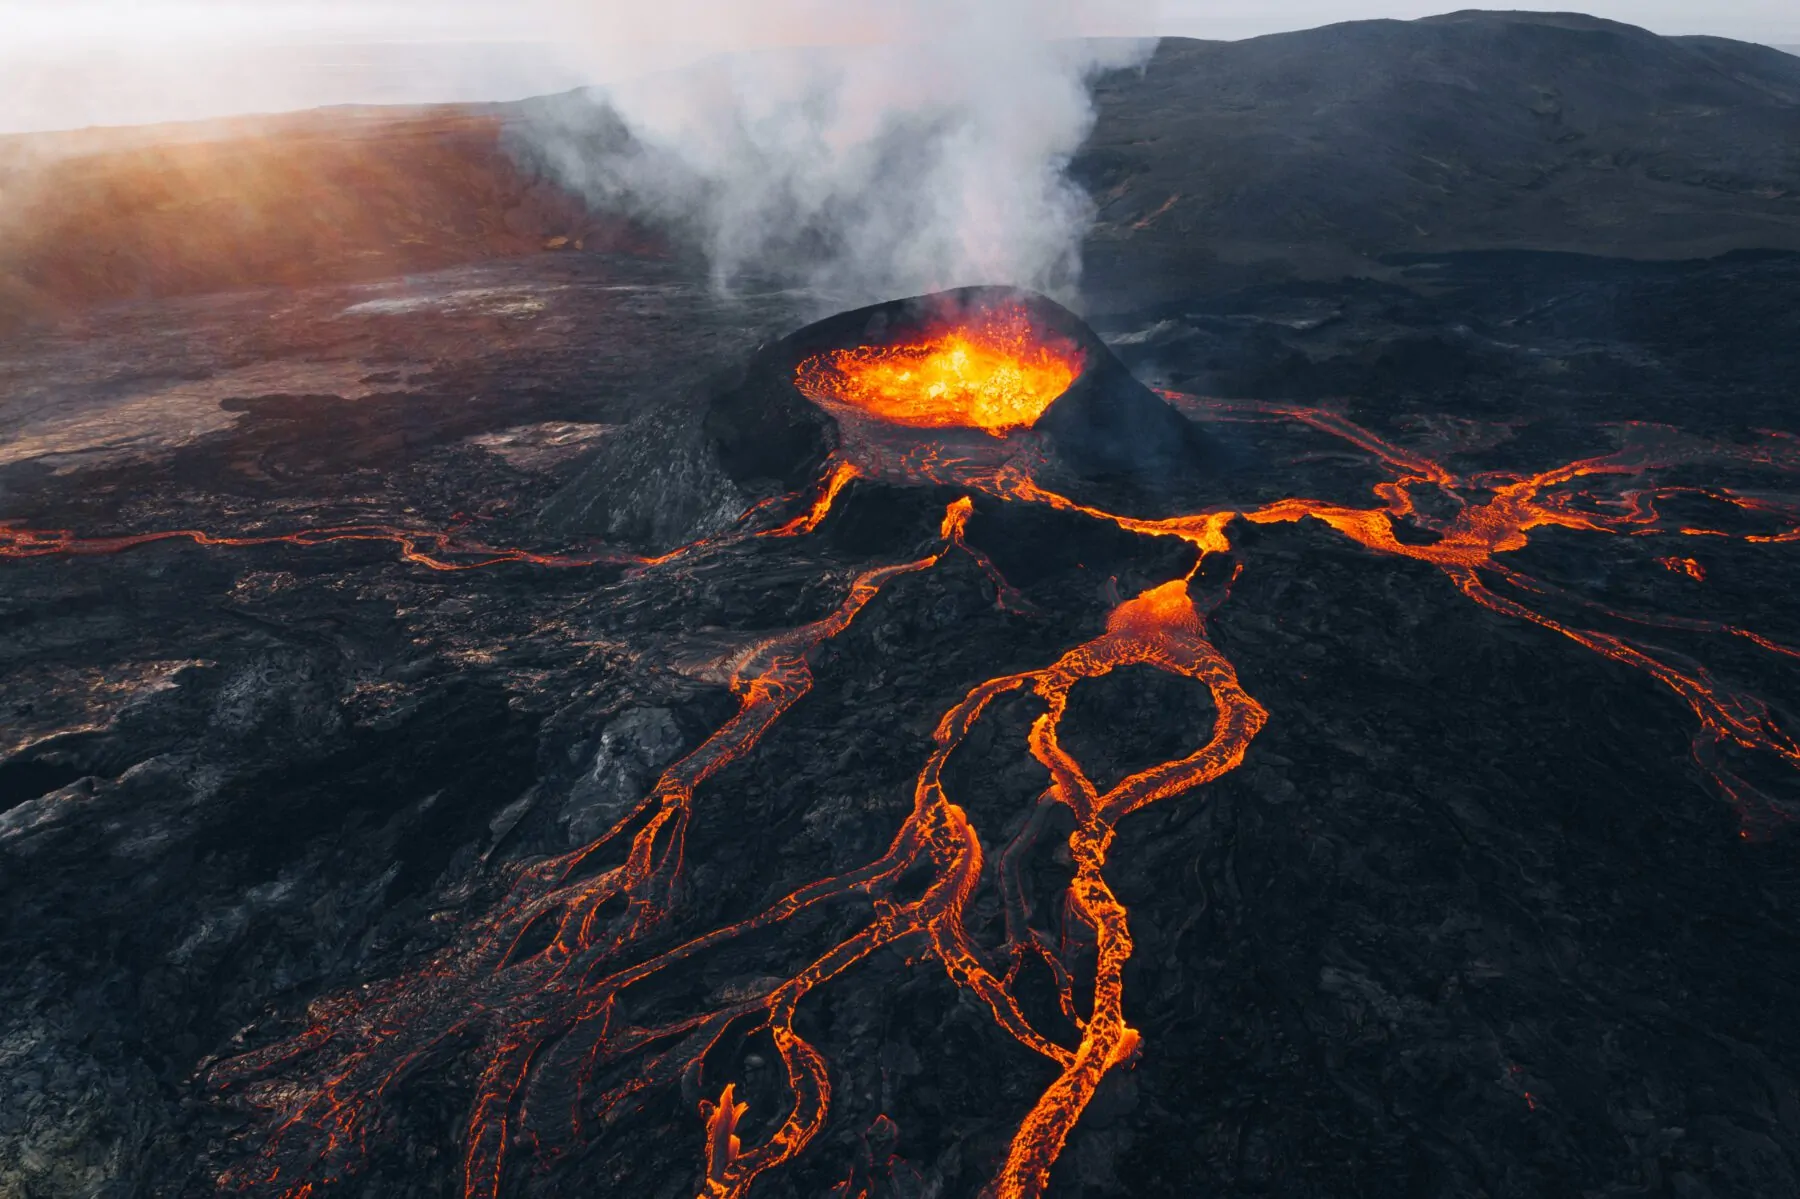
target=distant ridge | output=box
[4,9,1799,324]
[1079,11,1800,300]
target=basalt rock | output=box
[702,351,840,495]
[538,407,748,555]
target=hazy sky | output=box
[5,0,1795,45]
[2,1,1795,135]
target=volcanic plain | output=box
[4,13,1800,1199]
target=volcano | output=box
[538,288,1224,559]
[9,256,1799,1198]
[6,14,1800,1199]
[715,287,1220,487]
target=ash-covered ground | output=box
[4,240,1800,1199]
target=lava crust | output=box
[6,166,1800,1199]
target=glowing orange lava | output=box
[794,306,1082,435]
[13,353,1800,1199]
[0,460,878,575]
[921,400,1800,847]
[0,520,620,572]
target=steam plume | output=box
[528,0,1156,303]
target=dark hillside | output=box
[1080,12,1800,300]
[5,13,1798,327]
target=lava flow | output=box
[922,400,1800,837]
[11,309,1800,1199]
[202,491,1261,1199]
[0,520,622,572]
[794,304,1082,436]
[1660,556,1707,581]
[0,458,873,574]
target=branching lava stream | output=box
[9,316,1800,1198]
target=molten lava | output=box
[0,460,880,575]
[0,521,619,572]
[794,305,1082,435]
[11,329,1800,1199]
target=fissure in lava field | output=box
[7,288,1800,1199]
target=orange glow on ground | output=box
[20,360,1800,1199]
[794,306,1082,436]
[0,520,620,572]
[0,459,872,576]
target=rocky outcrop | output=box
[560,707,686,846]
[537,409,749,555]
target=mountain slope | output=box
[1079,12,1800,296]
[0,108,658,331]
[4,12,1798,325]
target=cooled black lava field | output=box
[5,240,1800,1199]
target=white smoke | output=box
[528,0,1157,304]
